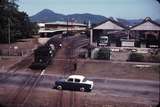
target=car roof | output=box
[68,75,85,80]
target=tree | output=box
[0,0,11,43]
[0,0,37,43]
[97,48,111,60]
[157,0,160,3]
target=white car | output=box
[54,75,94,92]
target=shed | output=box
[130,17,160,48]
[90,19,127,46]
[130,17,160,31]
[94,19,125,30]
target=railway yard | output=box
[0,34,159,107]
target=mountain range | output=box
[30,9,107,24]
[30,9,160,26]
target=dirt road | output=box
[0,71,159,106]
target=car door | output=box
[74,78,81,91]
[65,78,74,90]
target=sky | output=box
[18,0,160,19]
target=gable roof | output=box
[93,18,126,30]
[130,17,160,31]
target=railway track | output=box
[64,35,89,72]
[3,34,81,107]
[65,35,89,107]
[55,91,64,107]
[0,53,33,82]
[70,91,77,107]
[53,90,77,107]
[52,34,88,107]
[47,35,89,107]
[6,69,45,107]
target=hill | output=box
[30,9,66,22]
[30,9,160,26]
[30,9,107,24]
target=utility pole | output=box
[67,19,69,37]
[127,30,130,40]
[8,18,11,56]
[89,20,93,45]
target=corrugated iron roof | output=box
[130,17,160,31]
[93,18,127,30]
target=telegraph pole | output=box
[8,18,11,56]
[66,18,69,37]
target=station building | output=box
[38,21,87,37]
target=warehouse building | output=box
[90,18,127,47]
[129,17,160,48]
[90,17,160,48]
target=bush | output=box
[91,48,99,59]
[97,48,111,60]
[147,54,160,63]
[128,52,144,62]
[79,51,87,58]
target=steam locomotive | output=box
[30,36,62,70]
[29,45,54,70]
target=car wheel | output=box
[88,89,92,92]
[80,87,85,92]
[57,85,62,90]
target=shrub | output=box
[91,48,99,59]
[128,52,144,62]
[148,54,160,63]
[79,51,87,58]
[97,48,111,60]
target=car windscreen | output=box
[82,78,87,82]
